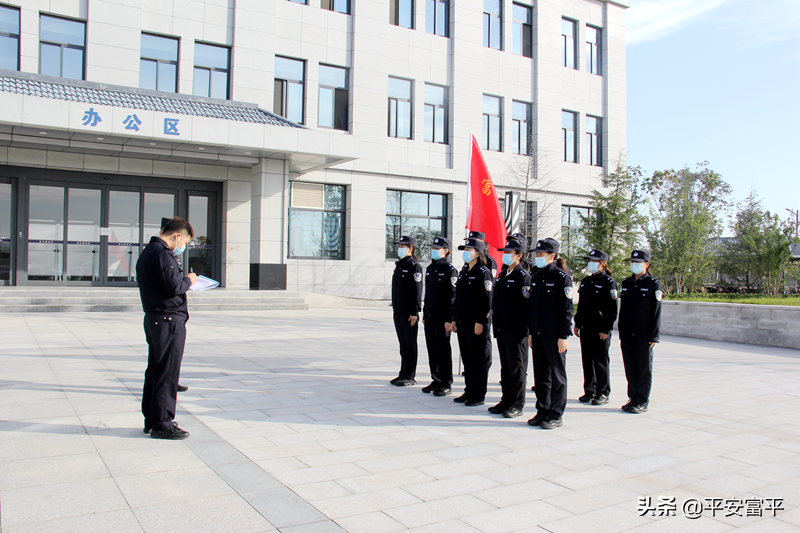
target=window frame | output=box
[39,14,86,80]
[193,41,231,100]
[586,115,602,167]
[385,190,448,262]
[561,18,576,69]
[425,0,448,37]
[561,205,591,257]
[318,64,349,131]
[0,4,20,71]
[388,77,413,139]
[423,83,447,144]
[321,0,349,15]
[511,100,531,155]
[483,0,502,50]
[140,33,180,93]
[274,56,306,125]
[512,3,532,58]
[482,94,502,152]
[288,183,347,260]
[390,0,414,29]
[562,110,577,163]
[586,25,602,75]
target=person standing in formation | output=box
[573,249,618,406]
[422,237,458,396]
[390,235,423,386]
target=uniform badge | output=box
[655,290,663,301]
[492,269,497,277]
[564,286,574,299]
[610,289,618,300]
[484,280,493,291]
[414,273,422,282]
[522,286,531,298]
[451,276,458,286]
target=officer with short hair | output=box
[618,250,662,414]
[137,217,197,440]
[422,236,458,396]
[574,249,618,406]
[391,235,423,386]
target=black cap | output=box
[499,237,527,252]
[584,249,609,262]
[509,233,526,242]
[630,250,651,263]
[531,238,560,254]
[468,230,486,241]
[431,236,451,249]
[458,237,485,253]
[395,235,417,246]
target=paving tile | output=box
[114,466,237,508]
[403,473,500,501]
[383,494,498,528]
[0,452,111,490]
[335,468,435,494]
[133,494,274,533]
[461,500,572,533]
[2,509,145,533]
[313,487,422,519]
[241,487,329,528]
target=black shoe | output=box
[621,400,635,412]
[150,425,189,440]
[591,394,609,406]
[177,384,188,392]
[628,403,648,414]
[453,393,468,403]
[502,406,523,418]
[433,387,452,396]
[527,413,546,426]
[487,403,507,414]
[421,382,439,393]
[390,376,402,385]
[144,420,176,434]
[464,399,485,407]
[578,394,592,403]
[540,418,563,430]
[393,379,416,387]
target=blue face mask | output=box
[630,262,645,275]
[431,249,442,261]
[587,261,601,274]
[173,244,186,256]
[502,253,515,266]
[462,251,475,263]
[534,257,548,269]
[397,247,408,259]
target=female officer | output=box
[573,249,618,406]
[422,236,458,396]
[489,237,532,418]
[618,250,662,414]
[527,238,574,429]
[390,235,423,386]
[450,237,493,406]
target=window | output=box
[562,110,576,163]
[424,84,447,144]
[586,26,601,75]
[390,0,414,28]
[289,183,345,259]
[512,4,531,57]
[322,0,349,14]
[586,115,602,166]
[39,15,85,80]
[386,191,447,261]
[318,65,348,130]
[274,56,305,124]
[511,101,531,155]
[140,34,179,93]
[388,77,413,139]
[193,42,230,99]
[483,0,502,49]
[498,196,537,244]
[425,0,448,36]
[288,0,307,4]
[561,18,576,69]
[482,94,501,151]
[561,205,591,257]
[0,5,20,71]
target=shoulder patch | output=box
[484,280,493,292]
[522,286,531,298]
[565,286,574,299]
[655,290,663,301]
[492,268,497,278]
[414,272,422,282]
[451,276,458,286]
[610,288,618,300]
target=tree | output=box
[576,159,645,279]
[643,163,731,294]
[752,212,794,295]
[719,189,762,290]
[502,143,559,246]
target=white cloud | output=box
[627,0,731,45]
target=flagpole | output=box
[466,132,474,238]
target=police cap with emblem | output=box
[431,236,451,249]
[498,237,527,252]
[458,237,486,253]
[583,249,609,263]
[395,235,417,246]
[531,238,560,254]
[468,231,486,241]
[629,250,651,263]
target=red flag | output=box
[467,134,507,271]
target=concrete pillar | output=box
[221,175,251,289]
[249,158,288,289]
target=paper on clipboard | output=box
[189,275,220,291]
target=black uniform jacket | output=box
[527,261,574,339]
[574,272,618,334]
[618,273,662,342]
[392,255,423,316]
[487,254,498,279]
[492,264,532,340]
[136,236,192,317]
[423,258,458,321]
[453,263,493,326]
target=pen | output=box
[190,268,194,273]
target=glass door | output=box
[0,181,12,285]
[143,191,176,243]
[66,188,101,282]
[107,190,140,283]
[186,193,215,279]
[28,184,65,282]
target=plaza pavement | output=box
[1,305,799,533]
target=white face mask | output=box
[587,261,601,274]
[630,262,645,275]
[397,247,408,259]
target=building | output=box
[0,0,628,298]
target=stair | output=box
[0,288,309,313]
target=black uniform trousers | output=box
[142,313,186,431]
[393,310,419,380]
[620,335,653,404]
[456,322,491,401]
[579,332,611,397]
[496,334,528,409]
[530,334,567,420]
[424,317,453,387]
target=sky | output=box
[625,0,800,228]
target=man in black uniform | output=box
[137,217,197,440]
[422,237,458,396]
[618,250,662,414]
[160,217,190,394]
